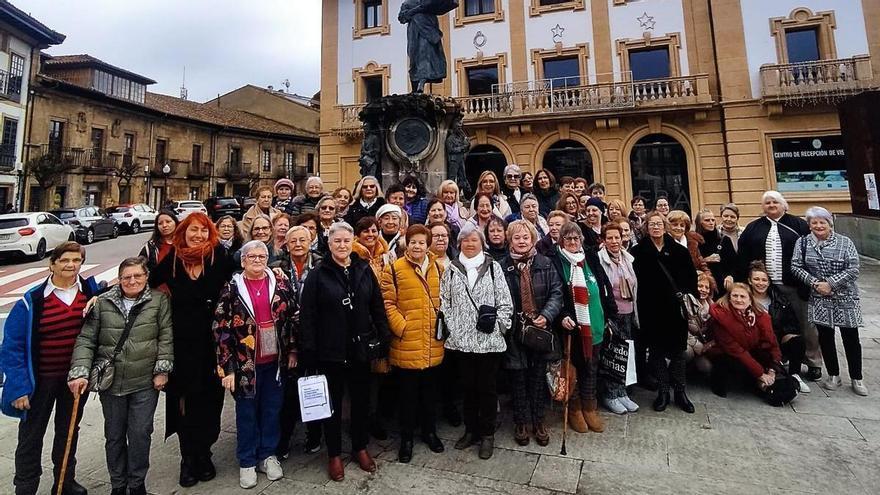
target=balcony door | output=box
[465,144,506,198]
[630,133,690,213]
[542,140,593,183]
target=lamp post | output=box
[162,163,171,207]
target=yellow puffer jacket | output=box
[381,254,444,369]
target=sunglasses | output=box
[505,174,521,179]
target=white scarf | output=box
[559,248,590,327]
[459,251,486,290]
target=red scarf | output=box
[171,212,219,276]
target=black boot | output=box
[710,370,728,398]
[59,480,88,495]
[128,485,147,495]
[478,435,494,460]
[652,391,670,412]
[196,453,216,482]
[454,431,478,450]
[421,432,445,453]
[674,390,695,414]
[398,436,414,463]
[110,487,126,495]
[179,457,198,487]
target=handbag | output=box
[88,304,143,393]
[466,262,498,334]
[598,321,629,387]
[657,259,703,334]
[390,261,448,341]
[518,314,556,353]
[546,359,577,402]
[764,371,798,407]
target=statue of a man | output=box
[398,0,459,94]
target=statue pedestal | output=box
[357,94,469,195]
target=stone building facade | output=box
[319,0,880,218]
[23,55,319,211]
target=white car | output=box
[107,203,157,234]
[0,212,75,259]
[170,200,208,219]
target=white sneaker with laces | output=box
[821,375,842,391]
[618,395,640,412]
[240,467,258,489]
[852,379,868,396]
[258,455,283,481]
[793,374,811,394]
[603,397,627,415]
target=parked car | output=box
[106,203,157,234]
[203,196,242,221]
[170,200,208,220]
[0,212,75,260]
[51,207,118,244]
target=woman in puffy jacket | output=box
[68,257,173,495]
[381,225,445,464]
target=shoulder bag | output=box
[391,261,448,341]
[656,258,703,335]
[88,304,143,393]
[464,262,498,334]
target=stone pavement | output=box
[2,259,879,495]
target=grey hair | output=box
[559,221,584,241]
[762,190,789,212]
[328,221,354,238]
[240,239,269,257]
[285,225,310,241]
[118,256,149,277]
[316,195,336,210]
[520,193,538,205]
[306,176,324,188]
[805,206,834,227]
[503,164,521,176]
[457,221,486,247]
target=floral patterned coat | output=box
[213,269,298,399]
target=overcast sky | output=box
[20,0,322,102]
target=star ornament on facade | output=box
[551,24,564,43]
[637,12,656,30]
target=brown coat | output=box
[686,231,709,274]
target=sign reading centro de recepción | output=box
[772,136,848,193]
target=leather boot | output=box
[514,423,530,446]
[478,435,494,460]
[196,453,216,482]
[454,431,478,450]
[421,432,445,453]
[674,389,695,413]
[327,456,344,482]
[582,399,605,433]
[567,397,588,433]
[179,457,198,488]
[653,391,671,412]
[398,437,414,463]
[533,422,550,446]
[354,449,377,473]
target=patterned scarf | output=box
[560,248,592,360]
[511,248,537,316]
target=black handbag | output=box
[518,314,555,353]
[466,262,498,334]
[764,371,798,407]
[88,304,143,393]
[352,332,385,363]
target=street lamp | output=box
[162,163,171,206]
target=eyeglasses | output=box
[505,174,521,179]
[245,254,268,261]
[253,226,271,232]
[432,233,448,239]
[647,222,665,228]
[120,273,147,282]
[320,206,336,211]
[288,238,309,245]
[362,184,376,189]
[563,236,581,242]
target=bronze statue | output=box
[358,120,382,178]
[398,0,458,94]
[445,113,471,197]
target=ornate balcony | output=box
[760,55,876,107]
[30,145,119,173]
[333,103,367,139]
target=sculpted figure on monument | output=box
[445,113,471,197]
[359,120,382,178]
[398,0,459,93]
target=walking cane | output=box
[560,333,572,456]
[56,391,82,495]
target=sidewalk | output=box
[2,259,879,494]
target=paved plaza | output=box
[1,259,879,495]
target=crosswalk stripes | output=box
[0,267,47,287]
[10,264,99,294]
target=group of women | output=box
[63,170,865,492]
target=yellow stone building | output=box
[319,0,880,217]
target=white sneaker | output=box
[603,397,627,415]
[240,467,258,489]
[258,455,283,481]
[618,395,640,412]
[793,374,812,394]
[821,375,842,391]
[852,379,868,396]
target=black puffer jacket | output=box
[500,254,565,369]
[299,254,391,364]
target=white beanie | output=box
[375,204,401,219]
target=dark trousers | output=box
[575,344,602,405]
[100,389,159,490]
[649,348,687,393]
[779,335,806,376]
[175,382,225,458]
[634,324,650,380]
[817,325,862,380]
[278,371,322,455]
[457,352,502,437]
[711,353,775,403]
[511,358,550,426]
[234,364,283,468]
[439,349,460,411]
[397,367,439,437]
[14,376,88,495]
[319,361,371,457]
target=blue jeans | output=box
[234,363,283,468]
[100,388,159,490]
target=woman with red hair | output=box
[149,212,237,488]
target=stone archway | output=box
[630,133,691,212]
[542,139,594,182]
[465,144,507,196]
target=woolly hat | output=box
[585,196,606,214]
[376,203,402,219]
[274,178,294,191]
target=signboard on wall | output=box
[772,136,848,193]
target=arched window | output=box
[630,133,690,212]
[542,139,593,183]
[465,144,507,197]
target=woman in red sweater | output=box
[709,283,784,404]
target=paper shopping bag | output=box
[297,375,332,422]
[625,339,638,386]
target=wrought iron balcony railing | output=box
[760,55,876,105]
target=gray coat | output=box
[791,232,862,329]
[440,256,513,354]
[69,286,174,396]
